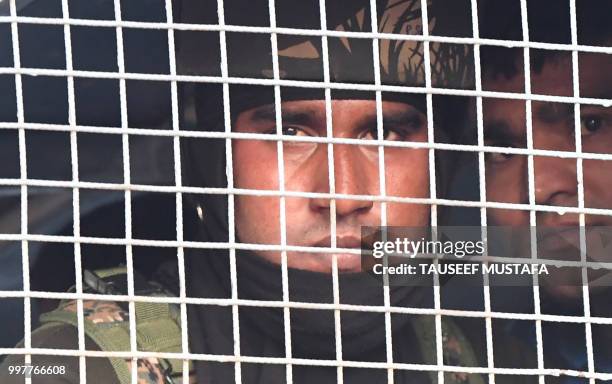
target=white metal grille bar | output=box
[162,1,191,383]
[5,230,612,272]
[7,232,612,270]
[1,181,612,217]
[316,0,344,382]
[366,0,395,382]
[2,66,610,107]
[2,346,612,381]
[517,2,546,383]
[265,0,294,382]
[215,0,243,381]
[109,1,138,383]
[59,0,87,382]
[4,290,612,324]
[2,242,612,271]
[1,15,611,55]
[469,1,496,383]
[418,1,446,383]
[5,123,612,161]
[9,1,31,383]
[568,1,595,382]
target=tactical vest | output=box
[39,267,484,384]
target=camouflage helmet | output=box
[177,0,474,120]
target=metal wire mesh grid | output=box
[0,0,611,383]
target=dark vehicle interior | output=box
[0,0,182,350]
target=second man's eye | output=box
[580,115,606,135]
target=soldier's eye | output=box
[265,126,311,137]
[362,127,412,141]
[485,151,515,163]
[484,141,518,164]
[282,126,308,137]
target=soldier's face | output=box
[483,52,612,299]
[232,99,430,273]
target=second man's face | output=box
[483,52,612,298]
[232,99,431,273]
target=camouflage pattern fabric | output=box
[125,358,167,384]
[42,296,195,384]
[410,315,486,384]
[443,327,472,383]
[62,300,129,324]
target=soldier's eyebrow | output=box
[534,102,573,124]
[357,108,425,131]
[484,120,527,147]
[249,104,320,126]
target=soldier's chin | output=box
[285,252,363,273]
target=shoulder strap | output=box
[410,315,486,384]
[39,267,194,384]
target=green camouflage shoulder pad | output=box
[39,267,194,384]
